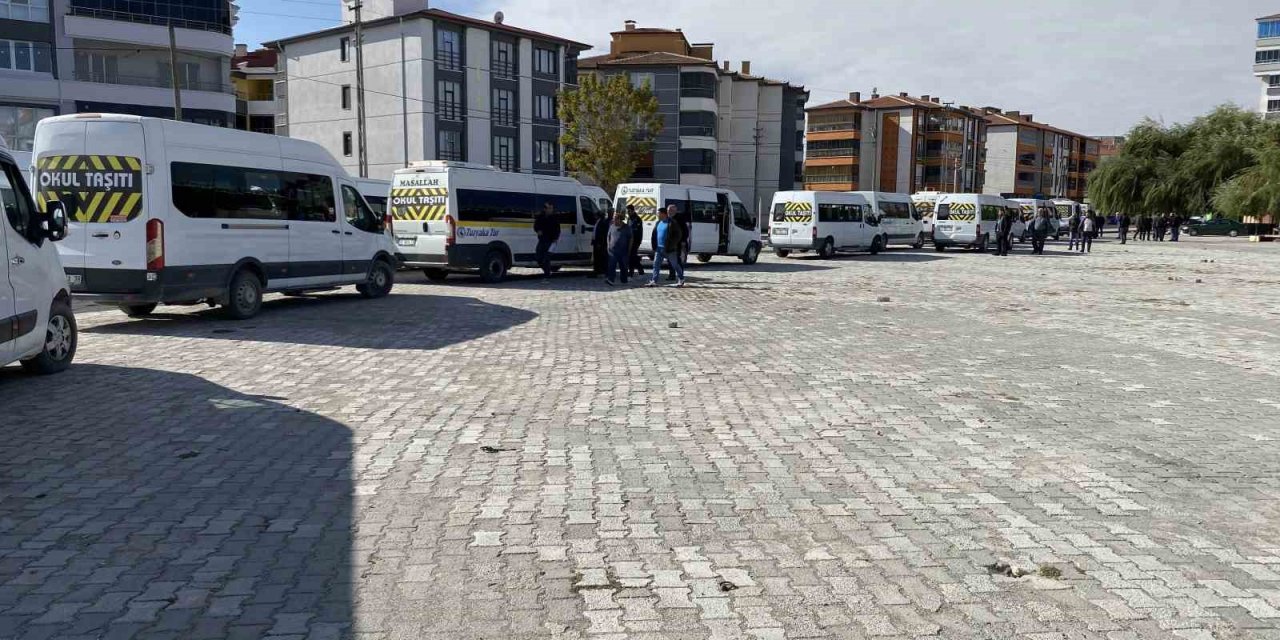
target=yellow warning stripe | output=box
[780,214,813,223]
[948,213,976,222]
[784,202,814,213]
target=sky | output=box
[234,0,1277,136]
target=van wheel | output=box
[818,238,836,259]
[935,244,946,252]
[118,303,157,318]
[977,235,989,253]
[869,235,884,255]
[741,242,760,265]
[912,233,924,249]
[20,299,77,375]
[774,249,791,258]
[222,269,263,320]
[359,260,394,299]
[696,253,713,263]
[479,249,509,283]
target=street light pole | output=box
[347,1,368,177]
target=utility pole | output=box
[753,125,764,216]
[167,22,183,121]
[347,0,368,177]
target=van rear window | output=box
[771,203,786,222]
[935,204,950,220]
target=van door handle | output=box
[9,256,23,265]
[91,232,109,238]
[344,231,353,236]
[331,229,341,235]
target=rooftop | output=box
[264,7,592,50]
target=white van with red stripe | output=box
[33,114,398,320]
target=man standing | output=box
[606,211,631,285]
[996,208,1014,256]
[1155,214,1167,241]
[1067,211,1082,251]
[649,205,686,287]
[534,202,560,277]
[1031,210,1051,255]
[1170,214,1181,241]
[590,205,610,277]
[1118,212,1131,245]
[1081,213,1095,253]
[627,205,644,277]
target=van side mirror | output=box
[44,200,68,242]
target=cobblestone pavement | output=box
[3,236,1280,639]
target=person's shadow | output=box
[0,365,352,638]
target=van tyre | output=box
[741,242,760,265]
[222,269,263,320]
[869,235,883,255]
[119,303,157,318]
[359,260,394,299]
[818,238,836,259]
[21,299,76,375]
[696,253,712,263]
[774,249,791,258]
[935,244,946,252]
[479,249,508,283]
[912,233,925,249]
[977,234,989,253]
[424,268,449,282]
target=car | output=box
[1183,218,1247,237]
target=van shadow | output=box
[83,292,537,349]
[843,251,952,263]
[0,364,352,638]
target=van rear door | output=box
[36,120,146,293]
[389,170,449,264]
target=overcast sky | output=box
[237,0,1275,136]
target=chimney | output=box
[624,20,636,30]
[1023,114,1033,122]
[931,97,940,104]
[741,61,751,75]
[871,92,879,99]
[899,91,908,98]
[1005,110,1020,119]
[722,60,730,71]
[234,43,248,57]
[921,94,930,102]
[850,91,861,103]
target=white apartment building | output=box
[0,0,236,151]
[266,0,589,179]
[1256,13,1280,119]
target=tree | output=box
[558,74,663,195]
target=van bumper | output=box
[63,267,226,304]
[769,238,819,251]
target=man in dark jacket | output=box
[648,205,686,287]
[1030,210,1052,255]
[1155,214,1167,241]
[1067,213,1083,251]
[1118,213,1131,245]
[534,202,560,276]
[1170,214,1182,241]
[627,205,644,277]
[606,212,631,285]
[996,209,1014,256]
[589,205,611,277]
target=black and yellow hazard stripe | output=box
[36,155,144,223]
[390,187,449,221]
[947,202,977,222]
[784,201,814,213]
[622,196,659,221]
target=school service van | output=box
[931,193,1019,251]
[33,114,399,320]
[856,191,925,249]
[1012,198,1061,240]
[1,136,75,374]
[392,161,603,282]
[613,183,762,265]
[911,191,941,240]
[1053,198,1082,225]
[768,191,881,258]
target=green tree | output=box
[558,74,663,195]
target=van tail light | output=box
[444,214,456,247]
[383,213,394,235]
[975,224,981,237]
[811,226,817,240]
[145,219,165,271]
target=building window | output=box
[437,80,462,121]
[679,72,716,99]
[678,149,716,175]
[629,72,654,91]
[159,61,203,90]
[678,111,716,137]
[248,115,274,134]
[1269,99,1280,113]
[0,39,52,73]
[437,28,462,71]
[492,135,515,172]
[492,88,515,127]
[534,47,557,76]
[492,39,515,79]
[1261,20,1280,39]
[794,161,804,183]
[438,129,463,161]
[1016,172,1034,183]
[1258,49,1280,64]
[534,139,557,165]
[534,94,556,122]
[341,85,351,110]
[342,131,353,156]
[0,105,54,151]
[807,139,858,158]
[1270,75,1280,87]
[0,0,49,22]
[339,36,350,62]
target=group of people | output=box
[1065,211,1106,253]
[533,202,691,287]
[1121,213,1182,243]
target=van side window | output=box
[459,189,536,222]
[818,204,837,223]
[0,160,35,240]
[981,205,1000,222]
[285,174,336,222]
[172,162,334,222]
[579,196,598,225]
[732,203,754,230]
[690,200,718,224]
[341,185,381,233]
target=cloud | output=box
[441,0,1271,135]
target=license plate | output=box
[936,225,953,231]
[773,228,789,235]
[67,274,83,286]
[396,236,416,247]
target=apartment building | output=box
[1257,13,1280,119]
[1097,135,1125,162]
[0,0,235,150]
[577,21,807,213]
[981,108,1098,201]
[266,0,588,179]
[803,92,986,194]
[231,44,276,134]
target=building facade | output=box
[267,2,587,179]
[1097,135,1125,163]
[1257,13,1280,119]
[0,0,235,150]
[981,108,1097,201]
[803,92,986,194]
[577,22,807,213]
[231,44,276,134]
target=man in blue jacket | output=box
[648,205,686,287]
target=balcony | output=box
[68,5,230,35]
[491,60,516,79]
[436,50,462,72]
[74,68,231,94]
[804,174,855,184]
[438,102,464,122]
[64,9,231,57]
[807,121,858,133]
[807,147,857,158]
[492,109,517,128]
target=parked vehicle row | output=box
[768,191,924,258]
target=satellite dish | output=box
[494,11,504,24]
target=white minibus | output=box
[34,114,398,320]
[1,136,75,373]
[855,191,925,249]
[911,191,941,240]
[355,177,391,218]
[613,183,761,265]
[768,191,882,257]
[932,193,1021,251]
[391,161,604,282]
[1012,198,1062,240]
